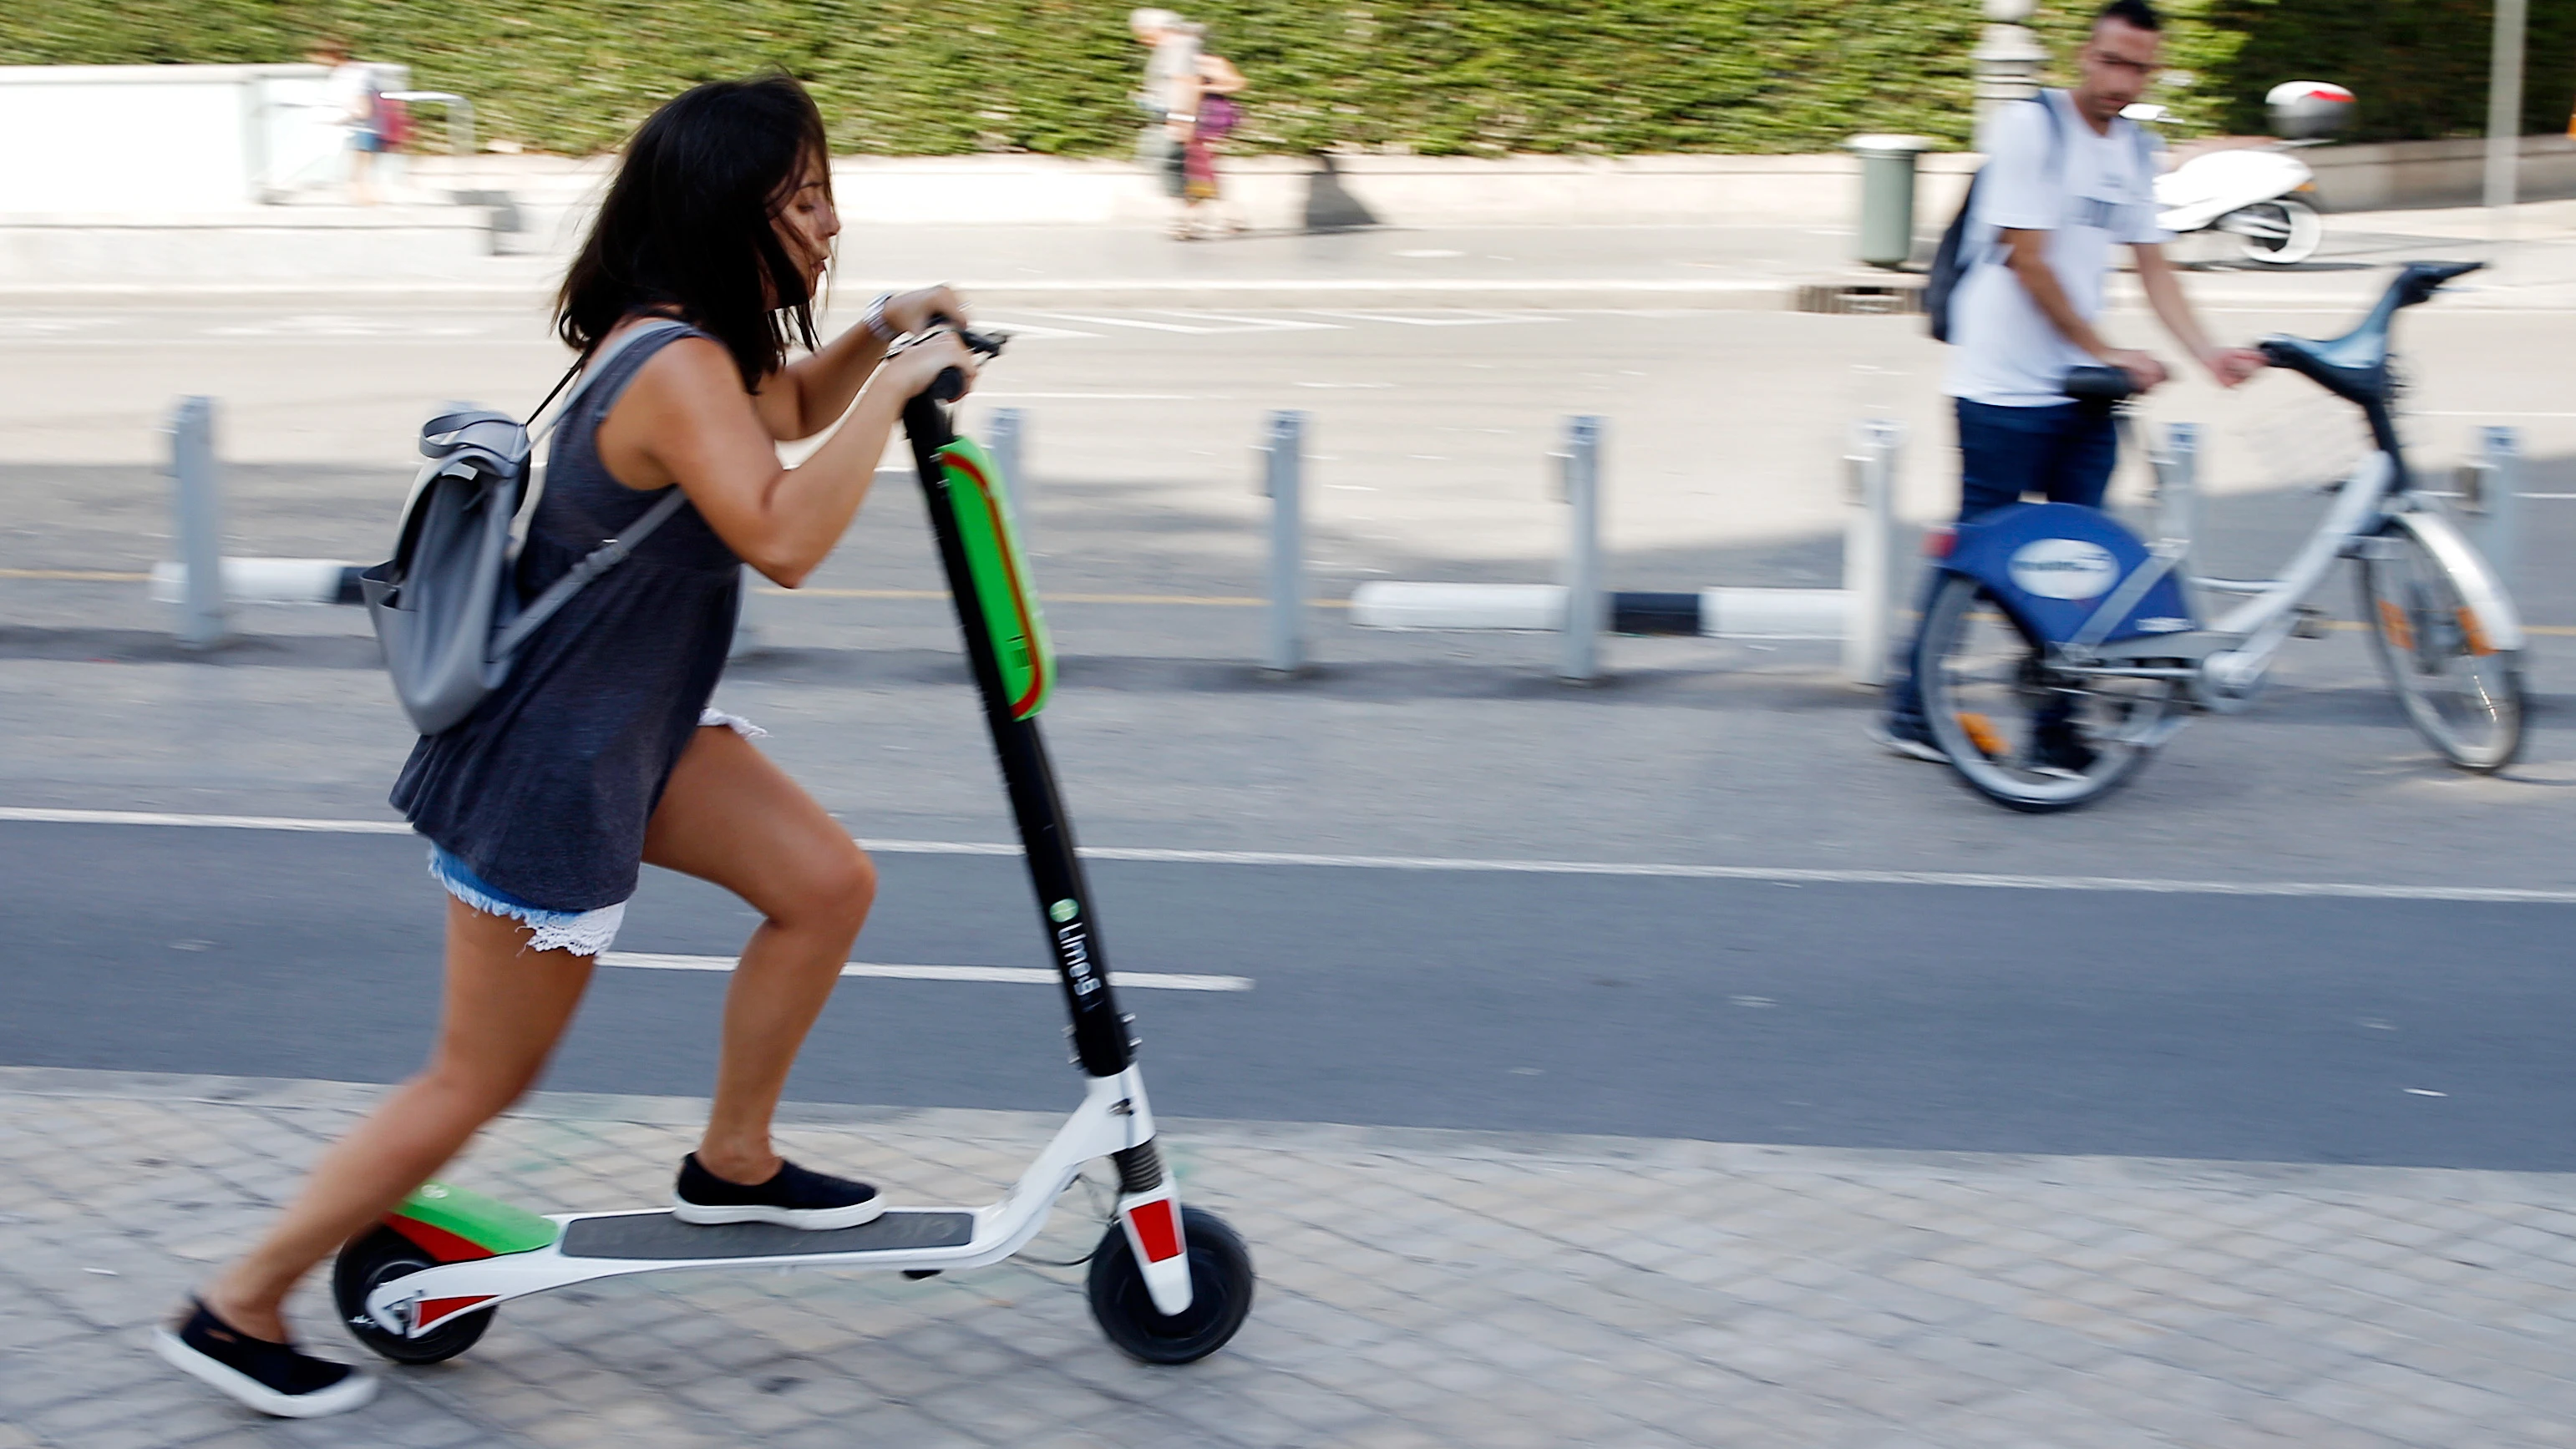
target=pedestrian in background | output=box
[309,38,383,206]
[1128,8,1248,240]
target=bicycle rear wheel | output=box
[2359,525,2523,771]
[1917,574,2182,813]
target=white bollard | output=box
[988,406,1029,526]
[1259,410,1308,675]
[1555,416,1605,684]
[149,558,359,605]
[1840,418,1900,685]
[2150,421,2201,552]
[2456,425,2521,587]
[165,397,228,649]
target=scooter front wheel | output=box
[1087,1206,1255,1364]
[332,1226,494,1364]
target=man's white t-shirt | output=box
[1945,91,2168,408]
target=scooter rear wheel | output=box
[332,1226,494,1365]
[2235,197,2322,266]
[1087,1206,1255,1364]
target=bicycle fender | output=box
[1944,503,2197,646]
[2382,504,2525,655]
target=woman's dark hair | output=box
[557,76,829,389]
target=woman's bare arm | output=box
[748,285,966,442]
[1197,54,1246,96]
[594,328,976,588]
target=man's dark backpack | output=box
[1924,92,2069,342]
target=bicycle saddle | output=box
[2259,261,2481,404]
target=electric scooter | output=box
[327,329,1256,1370]
[2129,81,2355,268]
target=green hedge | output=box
[3,2,2568,155]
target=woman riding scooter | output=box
[156,75,981,1417]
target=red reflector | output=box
[387,1217,495,1264]
[416,1295,495,1329]
[1127,1198,1184,1263]
[1924,528,1956,559]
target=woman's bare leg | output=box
[642,726,876,1183]
[198,901,593,1340]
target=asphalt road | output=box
[6,820,2568,1173]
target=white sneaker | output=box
[1868,722,1948,763]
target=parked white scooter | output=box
[2128,80,2355,267]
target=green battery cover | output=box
[935,436,1054,719]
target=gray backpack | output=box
[361,319,689,736]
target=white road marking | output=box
[1026,311,1343,335]
[961,320,1101,341]
[602,952,1250,991]
[0,808,415,833]
[972,392,1200,401]
[1304,309,1557,327]
[6,807,2572,905]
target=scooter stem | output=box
[900,391,1136,1082]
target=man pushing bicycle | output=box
[1878,0,2265,770]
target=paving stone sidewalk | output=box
[3,1066,2572,1449]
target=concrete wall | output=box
[2305,135,2576,213]
[0,63,367,210]
[808,152,1982,232]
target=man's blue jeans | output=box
[1885,398,2118,733]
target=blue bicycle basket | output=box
[1942,503,2197,646]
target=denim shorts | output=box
[428,844,627,957]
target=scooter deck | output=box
[559,1209,973,1260]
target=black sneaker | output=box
[672,1153,884,1230]
[2030,722,2100,778]
[153,1299,377,1419]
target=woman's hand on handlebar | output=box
[873,328,979,403]
[879,286,968,339]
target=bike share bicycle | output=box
[325,327,1257,1369]
[1914,261,2525,812]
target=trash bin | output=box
[1844,134,1935,270]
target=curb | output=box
[10,1064,2574,1202]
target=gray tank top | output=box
[393,323,742,910]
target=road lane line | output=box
[0,807,415,833]
[7,807,2573,904]
[603,952,1250,991]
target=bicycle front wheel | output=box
[2360,525,2523,771]
[1918,574,2182,813]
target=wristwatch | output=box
[862,292,899,343]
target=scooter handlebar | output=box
[918,317,1008,405]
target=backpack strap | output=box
[1979,91,2069,266]
[488,486,692,662]
[532,317,691,439]
[485,316,699,663]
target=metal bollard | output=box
[2455,425,2521,587]
[165,396,228,650]
[1258,410,1308,676]
[2149,421,2201,552]
[1554,416,1605,684]
[1840,418,1901,686]
[728,565,762,660]
[988,407,1029,526]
